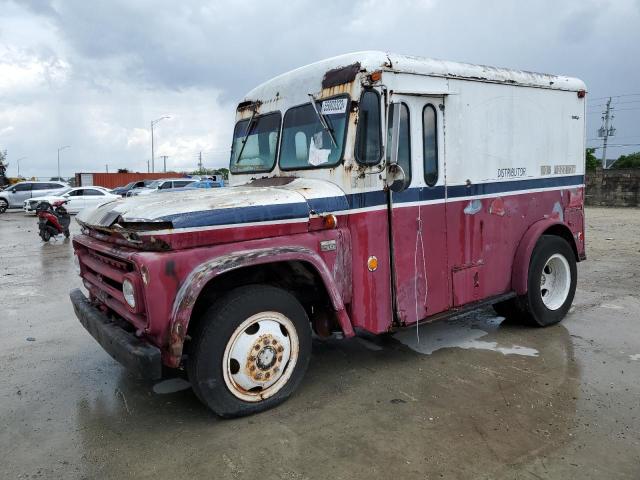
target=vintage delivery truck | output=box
[70,52,586,417]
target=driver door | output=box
[387,95,450,325]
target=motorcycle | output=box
[36,200,71,241]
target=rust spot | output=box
[322,62,361,89]
[489,197,506,216]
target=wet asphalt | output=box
[1,208,639,479]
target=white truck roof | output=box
[244,51,586,101]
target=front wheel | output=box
[40,228,51,242]
[0,199,8,214]
[186,285,312,417]
[519,235,577,327]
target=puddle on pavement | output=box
[152,378,191,394]
[393,315,539,357]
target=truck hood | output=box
[77,178,349,232]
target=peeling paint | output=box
[464,199,482,215]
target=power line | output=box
[589,93,640,101]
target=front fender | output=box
[166,246,354,367]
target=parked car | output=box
[24,186,119,214]
[126,178,196,196]
[159,180,222,192]
[0,181,68,213]
[111,180,154,197]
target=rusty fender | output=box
[166,246,354,366]
[511,218,578,295]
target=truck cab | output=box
[70,51,586,417]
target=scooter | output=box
[36,200,71,241]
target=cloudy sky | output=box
[1,0,639,178]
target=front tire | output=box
[186,285,312,417]
[520,235,577,327]
[40,228,51,242]
[0,199,8,214]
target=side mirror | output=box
[9,188,16,193]
[385,102,409,192]
[387,102,401,166]
[387,164,410,193]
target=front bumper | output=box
[70,288,162,380]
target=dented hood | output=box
[77,178,349,231]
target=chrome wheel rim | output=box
[540,253,571,310]
[222,311,299,402]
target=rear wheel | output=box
[0,199,8,214]
[186,285,312,417]
[519,235,577,327]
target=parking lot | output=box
[1,207,639,479]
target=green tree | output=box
[585,148,599,170]
[612,152,640,169]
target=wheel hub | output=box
[223,313,298,402]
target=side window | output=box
[423,104,438,186]
[174,181,191,187]
[386,102,411,184]
[159,182,172,190]
[355,90,382,164]
[68,189,81,197]
[32,183,48,191]
[13,183,32,192]
[84,189,104,196]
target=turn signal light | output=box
[323,214,337,229]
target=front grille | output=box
[77,246,147,330]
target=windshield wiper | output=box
[308,94,337,148]
[235,108,258,162]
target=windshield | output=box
[280,96,348,170]
[229,112,281,174]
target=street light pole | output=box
[15,156,26,177]
[150,116,170,173]
[57,145,70,180]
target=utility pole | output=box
[150,116,170,173]
[106,164,109,173]
[198,151,203,173]
[147,160,150,173]
[160,155,168,173]
[598,98,615,169]
[16,156,26,177]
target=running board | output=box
[389,291,517,333]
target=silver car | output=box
[0,181,69,213]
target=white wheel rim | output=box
[222,311,299,402]
[540,253,571,310]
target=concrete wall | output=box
[585,168,640,207]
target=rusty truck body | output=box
[70,51,586,416]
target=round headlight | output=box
[73,253,81,275]
[122,279,136,309]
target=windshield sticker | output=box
[308,133,331,166]
[321,98,348,115]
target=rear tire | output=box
[186,285,312,418]
[0,199,8,214]
[519,235,577,327]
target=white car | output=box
[24,186,119,214]
[127,178,196,196]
